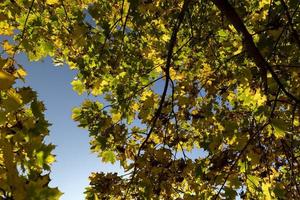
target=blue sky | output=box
[13,53,207,199]
[15,55,123,200]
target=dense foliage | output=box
[1,0,300,199]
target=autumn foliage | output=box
[1,0,300,199]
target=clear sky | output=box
[15,55,123,200]
[13,53,207,200]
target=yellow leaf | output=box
[3,40,14,56]
[238,84,266,108]
[131,102,139,111]
[293,116,299,127]
[71,107,81,120]
[46,0,59,5]
[262,182,272,200]
[169,68,176,78]
[140,90,152,101]
[253,88,267,106]
[68,61,77,70]
[271,119,287,139]
[118,72,126,78]
[2,58,14,69]
[228,25,237,33]
[94,194,99,200]
[150,134,161,143]
[4,89,23,111]
[91,79,109,96]
[207,80,212,86]
[273,126,285,138]
[14,68,27,79]
[45,155,56,164]
[112,112,122,123]
[170,68,184,80]
[0,70,15,90]
[0,21,14,35]
[247,175,260,193]
[101,150,116,163]
[233,41,243,55]
[162,34,170,42]
[227,135,236,145]
[238,161,246,173]
[71,79,85,95]
[0,138,26,198]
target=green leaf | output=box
[246,175,261,193]
[71,107,81,120]
[71,79,85,95]
[101,150,116,164]
[271,119,287,139]
[0,70,15,90]
[217,30,228,37]
[36,151,44,168]
[195,165,202,178]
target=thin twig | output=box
[212,123,269,200]
[212,0,300,104]
[125,0,191,196]
[12,0,35,58]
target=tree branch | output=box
[279,0,300,49]
[212,123,269,200]
[125,0,191,196]
[212,0,300,104]
[137,0,191,160]
[13,0,35,58]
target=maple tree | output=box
[1,0,300,199]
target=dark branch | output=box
[13,0,35,58]
[137,0,191,159]
[212,0,300,104]
[279,0,300,49]
[212,123,269,200]
[125,0,191,196]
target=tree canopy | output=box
[1,0,300,199]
